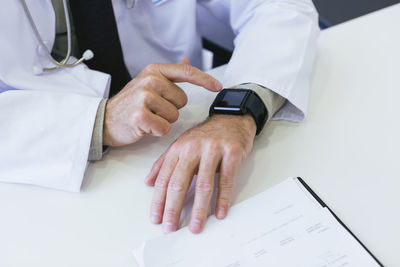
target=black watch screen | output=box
[209,89,268,135]
[213,89,249,114]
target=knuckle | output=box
[196,181,213,195]
[192,211,206,221]
[219,176,234,190]
[182,63,195,78]
[218,194,231,203]
[155,176,169,189]
[205,138,220,152]
[153,157,163,168]
[151,199,164,211]
[123,80,135,90]
[139,90,154,102]
[164,208,179,219]
[144,63,159,73]
[176,93,188,109]
[168,180,186,193]
[168,143,180,155]
[151,160,163,173]
[226,144,245,159]
[131,108,148,125]
[142,75,160,88]
[181,141,198,157]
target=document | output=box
[133,178,381,267]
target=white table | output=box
[1,4,399,267]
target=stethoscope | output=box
[19,0,94,75]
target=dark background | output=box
[313,0,399,26]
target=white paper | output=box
[133,178,380,267]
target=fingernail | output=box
[189,219,202,233]
[215,81,223,90]
[216,207,226,219]
[150,213,160,224]
[163,221,177,233]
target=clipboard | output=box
[296,177,384,266]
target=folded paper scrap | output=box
[132,177,381,267]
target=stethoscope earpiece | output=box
[82,50,94,61]
[32,64,44,75]
[32,49,95,75]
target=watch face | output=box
[213,90,249,111]
[210,88,268,135]
[220,91,247,106]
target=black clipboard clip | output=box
[296,177,384,267]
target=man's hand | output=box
[145,114,257,234]
[103,59,222,146]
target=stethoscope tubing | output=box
[19,0,92,74]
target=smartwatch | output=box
[209,89,268,135]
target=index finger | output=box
[156,63,222,92]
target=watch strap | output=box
[244,90,268,135]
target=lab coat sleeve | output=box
[88,99,107,161]
[198,0,319,122]
[0,0,111,192]
[231,83,286,118]
[0,89,101,192]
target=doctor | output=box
[0,0,319,234]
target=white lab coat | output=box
[0,0,319,191]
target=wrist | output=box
[209,114,257,138]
